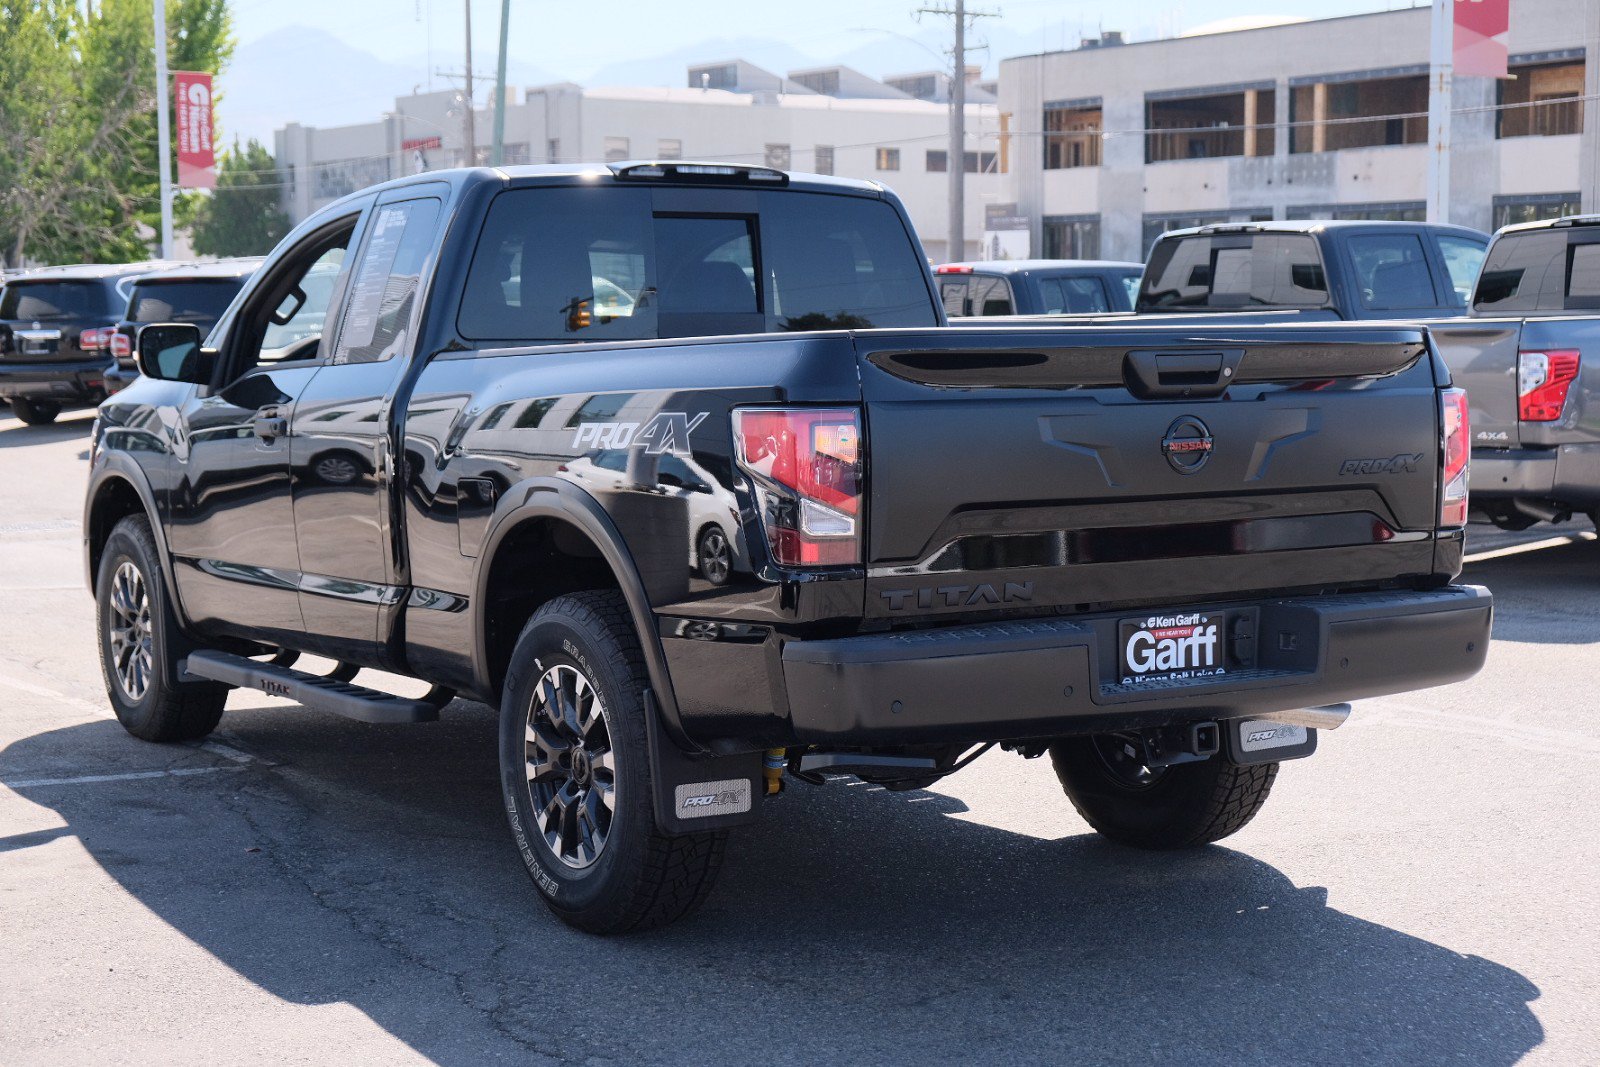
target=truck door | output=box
[167,213,364,646]
[289,192,445,661]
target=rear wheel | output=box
[696,525,732,586]
[9,398,60,425]
[499,590,726,934]
[1049,734,1277,849]
[95,515,227,741]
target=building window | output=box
[875,147,900,171]
[501,143,531,165]
[1286,201,1426,222]
[657,138,682,160]
[814,145,834,175]
[792,70,840,96]
[547,139,560,163]
[887,73,939,100]
[1499,60,1584,138]
[603,136,629,163]
[1146,88,1275,163]
[1042,215,1101,259]
[1493,193,1582,229]
[930,150,996,173]
[1290,74,1427,153]
[926,150,947,173]
[690,64,737,90]
[765,143,791,169]
[1044,103,1103,169]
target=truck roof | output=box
[129,258,264,284]
[1163,219,1489,241]
[938,259,1142,274]
[1496,213,1600,236]
[316,161,891,216]
[7,260,180,283]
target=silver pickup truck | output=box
[1430,216,1600,531]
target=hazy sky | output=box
[229,0,1423,82]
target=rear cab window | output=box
[1473,229,1598,313]
[1140,234,1328,310]
[1039,275,1109,314]
[1,280,116,321]
[456,184,938,342]
[1346,233,1438,310]
[128,280,245,326]
[1436,235,1487,307]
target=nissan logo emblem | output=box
[1161,416,1214,474]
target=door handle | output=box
[252,411,288,442]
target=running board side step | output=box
[181,650,451,724]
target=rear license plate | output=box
[1117,610,1227,687]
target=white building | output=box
[275,60,1001,261]
[999,5,1600,261]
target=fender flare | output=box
[471,477,702,753]
[83,454,188,622]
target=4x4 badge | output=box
[1161,416,1213,474]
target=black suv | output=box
[106,258,261,394]
[0,262,171,424]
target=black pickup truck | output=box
[87,162,1491,934]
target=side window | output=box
[1116,273,1142,310]
[256,245,348,365]
[969,275,1014,316]
[1040,276,1110,314]
[1436,236,1487,307]
[1565,241,1600,309]
[1474,231,1567,312]
[332,198,442,364]
[1347,234,1437,309]
[939,278,969,316]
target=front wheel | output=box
[696,525,733,586]
[96,515,227,741]
[1049,734,1277,849]
[8,398,61,425]
[499,590,726,934]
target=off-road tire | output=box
[499,590,726,934]
[95,515,227,741]
[1049,736,1278,849]
[9,398,61,425]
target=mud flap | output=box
[643,690,762,834]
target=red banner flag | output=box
[174,71,216,189]
[1454,0,1510,79]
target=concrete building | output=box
[999,5,1598,261]
[275,61,1001,261]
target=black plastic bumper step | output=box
[181,650,446,724]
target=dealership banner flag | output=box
[175,71,216,189]
[1454,0,1510,78]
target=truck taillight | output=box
[1517,349,1580,422]
[1440,388,1470,528]
[108,331,132,361]
[79,326,114,351]
[733,407,862,566]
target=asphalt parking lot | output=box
[2,405,1597,1066]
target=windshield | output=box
[457,185,937,342]
[1,280,114,321]
[128,279,245,327]
[1140,234,1328,310]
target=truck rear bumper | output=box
[778,586,1490,745]
[0,360,107,401]
[1471,445,1600,515]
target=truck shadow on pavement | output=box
[0,409,95,448]
[3,711,1543,1066]
[1462,537,1600,644]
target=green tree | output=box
[0,0,233,267]
[192,138,289,257]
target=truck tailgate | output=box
[1427,319,1524,448]
[855,325,1444,620]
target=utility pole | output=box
[917,1,997,261]
[153,0,174,259]
[462,0,477,166]
[1425,0,1452,224]
[491,0,510,166]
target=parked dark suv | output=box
[0,262,170,424]
[106,258,261,394]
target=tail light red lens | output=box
[733,407,863,566]
[1517,349,1579,422]
[1440,387,1470,528]
[108,331,132,361]
[79,326,114,351]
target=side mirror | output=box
[136,323,208,384]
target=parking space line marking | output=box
[1464,531,1597,564]
[4,765,247,789]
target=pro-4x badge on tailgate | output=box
[1339,453,1423,475]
